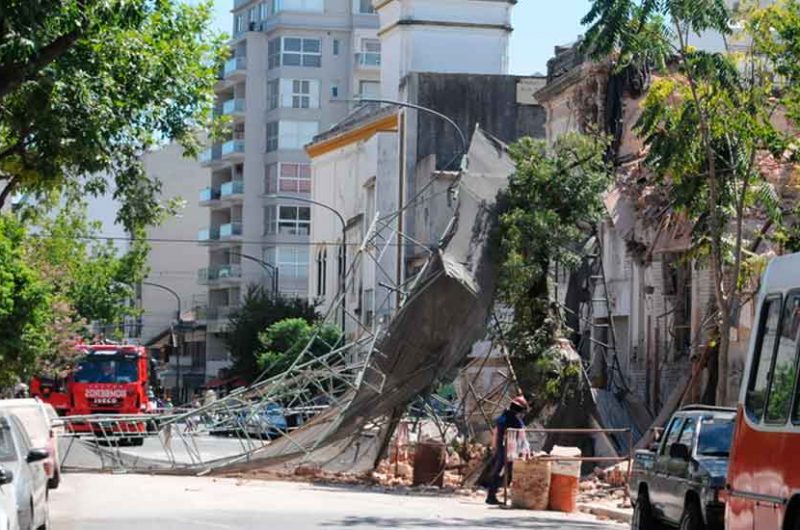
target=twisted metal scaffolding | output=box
[57,128,513,477]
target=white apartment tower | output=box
[200,0,380,363]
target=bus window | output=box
[765,293,800,423]
[746,296,781,422]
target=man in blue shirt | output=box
[485,395,529,505]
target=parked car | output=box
[0,411,49,530]
[0,465,18,530]
[244,403,288,440]
[0,400,59,490]
[629,405,736,530]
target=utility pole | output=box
[141,282,183,403]
[228,251,280,296]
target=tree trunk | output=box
[716,315,731,405]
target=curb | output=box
[577,502,632,524]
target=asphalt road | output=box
[49,473,624,530]
[59,432,258,471]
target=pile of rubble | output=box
[578,463,631,510]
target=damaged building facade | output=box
[537,42,797,416]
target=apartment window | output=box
[266,121,279,152]
[234,14,244,34]
[280,163,311,192]
[248,6,259,22]
[265,246,310,281]
[359,80,380,99]
[278,120,319,150]
[272,0,324,13]
[267,79,280,110]
[274,79,320,108]
[355,0,375,13]
[263,205,311,235]
[259,2,269,19]
[268,37,322,68]
[331,85,339,98]
[316,248,328,297]
[333,39,340,56]
[265,163,311,193]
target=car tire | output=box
[632,490,658,530]
[47,468,60,490]
[679,499,704,530]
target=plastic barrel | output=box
[548,445,581,512]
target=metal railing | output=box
[220,180,244,198]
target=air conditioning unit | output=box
[248,21,257,31]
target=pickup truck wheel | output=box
[632,491,657,530]
[679,500,705,530]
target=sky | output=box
[208,0,593,75]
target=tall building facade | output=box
[200,0,380,365]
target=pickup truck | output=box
[629,406,736,530]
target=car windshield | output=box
[74,357,139,383]
[697,419,734,456]
[0,421,17,462]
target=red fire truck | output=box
[32,344,153,443]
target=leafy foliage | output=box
[256,318,343,380]
[497,133,612,391]
[582,0,800,404]
[0,215,52,387]
[225,286,318,382]
[0,0,226,231]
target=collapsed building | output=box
[536,42,800,431]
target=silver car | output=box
[0,413,49,530]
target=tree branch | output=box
[0,29,82,100]
[0,177,19,210]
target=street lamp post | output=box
[266,194,347,330]
[141,281,184,403]
[228,250,279,295]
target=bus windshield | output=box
[697,419,735,457]
[74,357,139,384]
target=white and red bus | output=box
[726,252,800,530]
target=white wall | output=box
[377,0,513,99]
[140,143,208,344]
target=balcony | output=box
[222,98,246,118]
[223,56,247,80]
[199,145,222,167]
[219,222,243,239]
[198,227,220,243]
[220,180,244,199]
[199,187,221,204]
[355,52,381,69]
[221,139,245,160]
[198,264,243,285]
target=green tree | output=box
[257,318,343,380]
[497,133,612,391]
[26,201,148,334]
[226,286,318,382]
[0,0,226,231]
[583,0,791,404]
[0,215,52,388]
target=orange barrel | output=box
[412,440,446,487]
[548,445,581,512]
[510,458,551,510]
